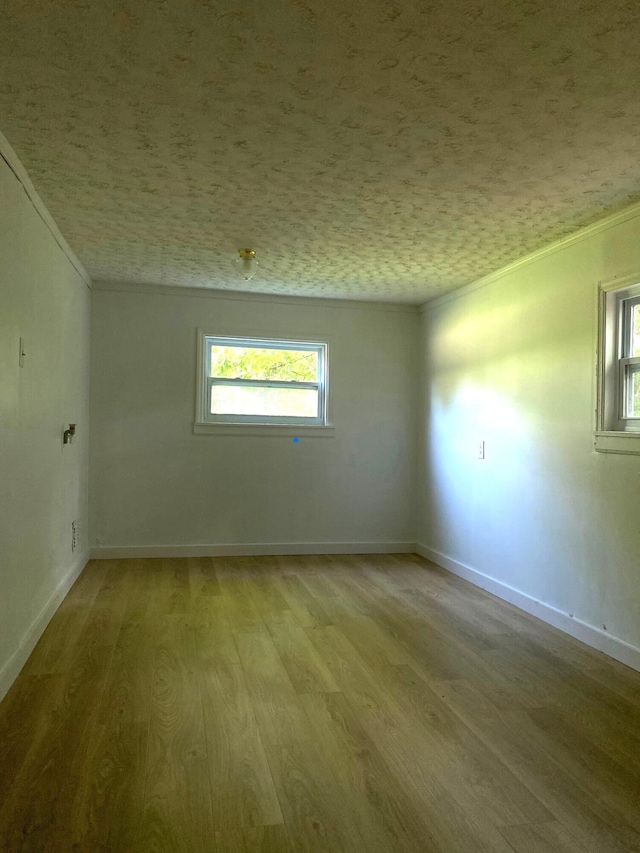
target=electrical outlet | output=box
[478,440,486,460]
[71,520,79,552]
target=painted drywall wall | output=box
[90,286,418,552]
[0,148,90,699]
[418,213,640,662]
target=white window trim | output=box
[194,330,335,436]
[595,274,640,454]
[193,422,335,437]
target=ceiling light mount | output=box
[237,248,258,281]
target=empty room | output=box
[1,1,640,851]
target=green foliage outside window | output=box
[210,345,317,382]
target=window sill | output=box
[594,431,640,455]
[193,422,336,438]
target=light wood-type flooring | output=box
[1,554,639,852]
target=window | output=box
[195,334,330,431]
[619,295,640,420]
[595,277,640,454]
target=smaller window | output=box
[199,335,328,426]
[595,278,640,453]
[619,295,640,421]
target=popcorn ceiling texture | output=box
[2,0,640,302]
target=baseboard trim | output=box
[416,544,640,674]
[0,551,90,703]
[91,541,416,559]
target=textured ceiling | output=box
[3,0,640,302]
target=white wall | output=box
[0,143,90,700]
[90,285,418,554]
[418,212,640,667]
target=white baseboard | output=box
[0,551,90,703]
[416,544,640,674]
[91,541,416,559]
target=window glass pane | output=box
[210,345,318,381]
[211,384,318,418]
[631,369,640,418]
[633,305,640,357]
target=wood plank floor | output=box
[1,553,639,852]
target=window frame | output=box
[595,275,640,454]
[194,331,334,436]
